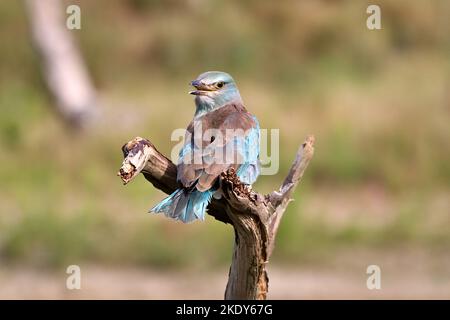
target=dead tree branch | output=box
[118,135,315,299]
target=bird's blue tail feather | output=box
[150,188,214,223]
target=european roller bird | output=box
[151,71,260,223]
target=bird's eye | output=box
[216,81,224,88]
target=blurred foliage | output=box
[0,0,449,268]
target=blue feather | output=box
[150,188,214,223]
[236,116,260,184]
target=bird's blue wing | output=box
[236,116,260,184]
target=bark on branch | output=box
[118,135,315,299]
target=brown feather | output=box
[178,102,257,191]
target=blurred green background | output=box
[0,0,449,298]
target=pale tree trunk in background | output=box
[25,0,98,128]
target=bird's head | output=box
[190,71,242,117]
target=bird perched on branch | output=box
[151,71,260,223]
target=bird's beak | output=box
[189,79,212,95]
[189,80,202,95]
[190,80,201,87]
